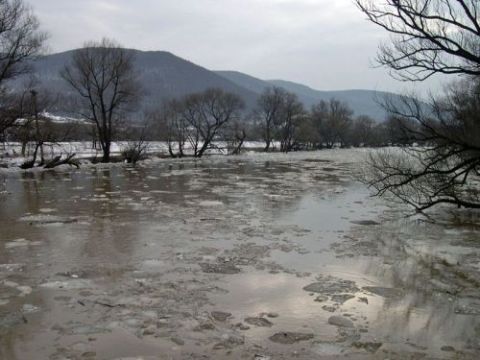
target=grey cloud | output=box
[29,0,442,93]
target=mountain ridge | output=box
[12,48,396,121]
[215,71,393,120]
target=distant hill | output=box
[215,71,395,120]
[213,71,271,94]
[11,49,259,114]
[10,48,400,121]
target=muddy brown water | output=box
[0,151,479,359]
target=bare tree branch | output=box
[61,39,140,162]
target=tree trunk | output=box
[102,143,110,163]
[168,141,177,158]
[264,139,271,152]
[196,143,208,158]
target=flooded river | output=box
[0,150,479,359]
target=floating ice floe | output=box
[5,238,42,249]
[39,208,56,213]
[2,280,32,296]
[0,263,24,272]
[198,200,224,207]
[17,286,32,296]
[19,214,77,226]
[22,304,40,313]
[39,279,92,290]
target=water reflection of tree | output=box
[20,172,41,214]
[0,290,49,360]
[354,223,480,349]
[0,175,51,360]
[82,169,133,260]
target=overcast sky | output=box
[28,0,442,94]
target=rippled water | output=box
[0,150,479,359]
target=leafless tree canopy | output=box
[161,88,244,158]
[367,78,480,210]
[120,121,150,165]
[278,92,305,153]
[355,0,480,81]
[255,87,286,152]
[0,0,46,85]
[227,121,247,155]
[311,99,353,148]
[0,91,25,135]
[0,0,46,135]
[157,100,189,158]
[254,87,305,153]
[61,39,140,162]
[357,0,480,211]
[2,82,80,169]
[350,115,376,147]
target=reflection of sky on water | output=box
[0,154,479,358]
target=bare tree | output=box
[120,121,150,165]
[61,39,140,162]
[383,114,419,146]
[160,99,194,157]
[175,88,244,158]
[5,79,53,157]
[366,79,480,211]
[254,87,305,153]
[295,115,317,150]
[19,118,79,170]
[255,87,285,152]
[278,92,305,153]
[355,0,480,81]
[0,0,46,84]
[0,0,46,135]
[357,0,480,211]
[311,99,353,148]
[161,100,188,158]
[225,120,247,155]
[0,89,30,145]
[8,85,79,169]
[349,115,376,147]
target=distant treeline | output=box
[2,85,417,158]
[0,0,417,165]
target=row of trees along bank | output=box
[0,0,422,167]
[1,0,480,214]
